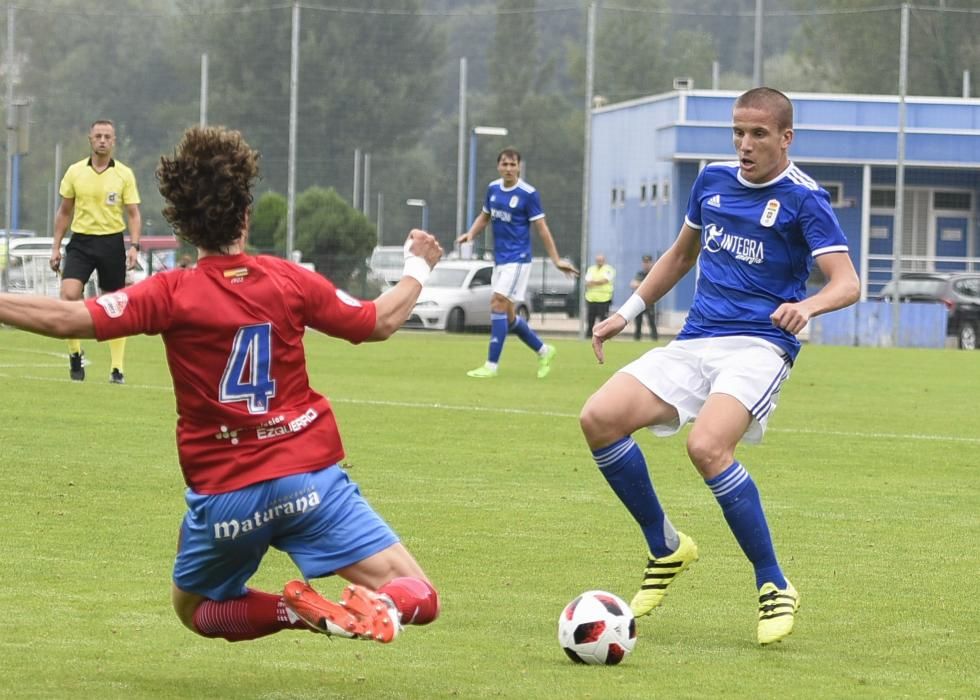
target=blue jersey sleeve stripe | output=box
[529,213,545,221]
[811,244,849,257]
[684,216,702,229]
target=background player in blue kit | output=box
[456,148,578,379]
[580,88,860,645]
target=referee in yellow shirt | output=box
[50,119,142,383]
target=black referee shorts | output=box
[62,232,127,292]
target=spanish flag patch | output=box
[223,267,249,279]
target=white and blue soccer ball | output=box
[558,590,636,665]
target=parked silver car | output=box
[368,245,407,288]
[404,259,529,332]
[876,272,980,349]
[5,237,66,297]
[528,256,579,317]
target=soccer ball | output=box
[558,590,636,665]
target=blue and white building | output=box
[588,89,980,326]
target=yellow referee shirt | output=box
[59,157,141,235]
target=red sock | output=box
[378,577,440,625]
[192,589,306,642]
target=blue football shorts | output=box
[172,465,400,600]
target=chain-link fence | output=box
[1,1,978,290]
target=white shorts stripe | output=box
[750,362,791,421]
[491,262,532,302]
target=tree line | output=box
[4,0,977,281]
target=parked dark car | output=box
[527,257,579,317]
[876,272,980,349]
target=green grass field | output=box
[0,328,977,699]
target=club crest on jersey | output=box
[508,195,519,208]
[96,291,129,318]
[760,199,780,227]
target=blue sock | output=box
[706,462,786,589]
[593,436,678,557]
[487,313,509,363]
[508,316,544,353]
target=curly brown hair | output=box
[156,126,259,251]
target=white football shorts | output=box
[491,261,532,302]
[619,335,792,444]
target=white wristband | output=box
[615,293,647,323]
[402,256,431,286]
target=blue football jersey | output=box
[483,178,545,264]
[678,161,849,361]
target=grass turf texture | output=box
[0,328,977,699]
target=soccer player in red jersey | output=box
[0,126,443,645]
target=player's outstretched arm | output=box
[0,294,95,339]
[533,219,579,276]
[455,212,490,245]
[369,230,443,341]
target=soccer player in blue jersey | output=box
[580,87,860,645]
[456,148,578,379]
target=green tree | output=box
[184,0,447,201]
[249,191,286,254]
[284,187,376,287]
[490,0,542,124]
[792,0,980,97]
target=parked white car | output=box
[404,259,529,332]
[5,237,66,297]
[368,245,406,288]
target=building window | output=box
[934,191,971,210]
[619,187,626,207]
[640,183,647,205]
[870,189,895,208]
[650,182,658,204]
[821,182,844,206]
[610,188,617,207]
[662,181,670,203]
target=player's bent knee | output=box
[685,435,731,477]
[171,585,205,633]
[579,401,620,448]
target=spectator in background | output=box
[630,254,658,341]
[584,253,615,338]
[50,119,142,384]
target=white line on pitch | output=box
[1,372,978,445]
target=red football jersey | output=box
[85,253,376,494]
